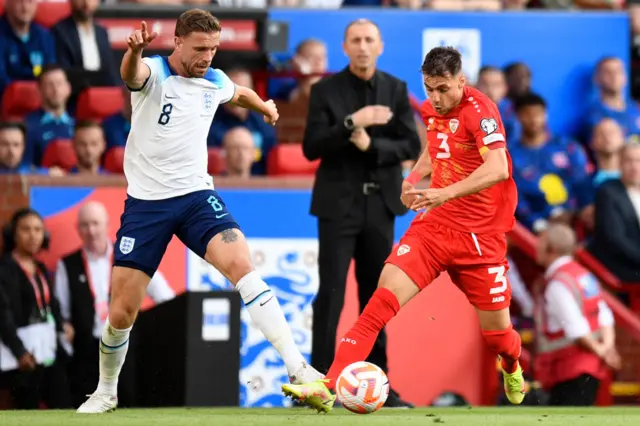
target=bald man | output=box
[534,223,619,406]
[54,201,175,408]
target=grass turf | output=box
[1,407,640,426]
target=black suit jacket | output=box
[303,68,421,220]
[50,17,119,86]
[589,179,640,283]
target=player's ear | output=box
[378,41,384,57]
[174,36,182,50]
[458,73,466,88]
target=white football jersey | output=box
[124,55,235,200]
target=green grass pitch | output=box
[1,407,640,426]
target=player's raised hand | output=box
[127,21,158,54]
[351,105,393,128]
[263,99,279,126]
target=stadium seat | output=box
[41,139,76,170]
[267,144,319,176]
[1,81,41,119]
[34,1,71,28]
[208,147,226,175]
[0,0,4,17]
[76,87,124,121]
[103,147,125,174]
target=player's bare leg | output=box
[477,307,526,404]
[205,228,324,388]
[282,264,419,412]
[77,267,151,414]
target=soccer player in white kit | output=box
[77,9,322,413]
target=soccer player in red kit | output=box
[282,46,525,412]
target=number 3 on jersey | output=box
[158,103,173,125]
[436,132,451,159]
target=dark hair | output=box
[478,66,502,77]
[513,92,547,112]
[0,121,26,140]
[75,120,102,133]
[37,64,65,83]
[503,62,530,77]
[421,47,462,77]
[175,9,221,37]
[2,208,49,254]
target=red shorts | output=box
[385,218,511,311]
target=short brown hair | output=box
[175,9,221,37]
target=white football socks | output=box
[96,318,132,397]
[236,271,306,376]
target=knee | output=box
[223,256,254,285]
[108,304,136,330]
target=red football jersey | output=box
[420,86,517,234]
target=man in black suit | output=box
[303,19,420,407]
[50,0,119,87]
[590,143,640,284]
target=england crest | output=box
[119,237,135,254]
[202,90,214,114]
[449,119,459,133]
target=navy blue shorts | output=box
[114,189,240,277]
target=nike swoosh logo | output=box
[216,213,229,219]
[165,95,179,99]
[260,296,274,306]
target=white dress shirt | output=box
[543,256,614,340]
[76,22,101,71]
[54,243,176,342]
[627,187,640,227]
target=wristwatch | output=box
[344,115,355,130]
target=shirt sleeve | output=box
[128,56,163,94]
[211,69,236,104]
[54,259,71,321]
[464,98,507,154]
[598,299,615,328]
[545,280,591,340]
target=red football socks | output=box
[482,324,521,374]
[325,288,400,390]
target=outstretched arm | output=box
[229,85,273,118]
[120,21,157,90]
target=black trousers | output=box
[7,348,72,409]
[312,190,394,374]
[548,373,600,406]
[68,337,136,408]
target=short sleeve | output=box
[464,98,507,154]
[208,69,236,104]
[128,55,164,94]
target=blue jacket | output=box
[24,110,75,166]
[510,136,591,231]
[0,16,56,96]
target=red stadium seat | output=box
[208,147,226,175]
[1,81,41,119]
[76,87,124,121]
[267,144,319,176]
[34,1,71,28]
[0,0,4,17]
[103,147,125,174]
[41,139,76,170]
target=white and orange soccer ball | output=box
[335,361,389,414]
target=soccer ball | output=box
[335,361,389,414]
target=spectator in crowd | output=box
[0,208,72,409]
[303,19,420,408]
[0,0,56,97]
[0,121,64,175]
[426,0,502,9]
[102,87,131,149]
[535,223,619,406]
[272,39,327,103]
[504,62,531,101]
[69,120,106,175]
[589,118,625,187]
[23,65,74,166]
[221,127,257,178]
[207,68,275,175]
[476,66,520,144]
[510,93,591,233]
[50,0,119,86]
[55,201,174,408]
[589,143,640,284]
[585,57,640,140]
